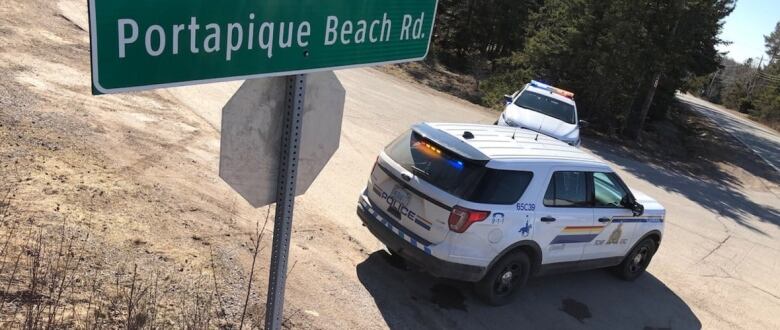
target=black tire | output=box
[613,238,657,281]
[475,252,530,306]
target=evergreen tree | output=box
[754,22,780,126]
[432,0,540,71]
[432,0,735,138]
[478,0,733,137]
[765,22,780,63]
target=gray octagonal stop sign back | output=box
[219,72,346,207]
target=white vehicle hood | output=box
[630,188,666,218]
[505,105,578,141]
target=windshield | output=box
[515,90,576,124]
[384,131,533,205]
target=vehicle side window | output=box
[594,172,629,208]
[469,170,533,205]
[544,171,589,207]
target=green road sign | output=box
[88,0,438,94]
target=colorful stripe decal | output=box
[360,198,432,255]
[551,225,606,244]
[561,226,604,234]
[551,234,600,244]
[611,217,664,223]
[550,217,664,244]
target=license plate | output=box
[387,185,411,219]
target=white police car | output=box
[497,81,587,147]
[357,123,665,305]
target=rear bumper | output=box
[357,195,485,282]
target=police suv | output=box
[498,81,587,147]
[357,123,665,305]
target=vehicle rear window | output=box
[384,130,533,205]
[515,90,576,124]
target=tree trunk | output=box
[624,0,685,140]
[625,72,661,140]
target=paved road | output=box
[334,74,780,329]
[678,93,780,172]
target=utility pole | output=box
[747,55,765,108]
[706,68,720,99]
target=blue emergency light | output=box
[447,159,464,170]
[530,80,553,90]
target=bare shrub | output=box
[0,184,11,226]
[239,206,272,330]
[0,184,279,329]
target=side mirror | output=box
[503,95,514,105]
[631,202,644,217]
[578,120,589,128]
[621,195,644,216]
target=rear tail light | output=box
[448,206,490,233]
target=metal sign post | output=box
[87,1,439,327]
[264,74,307,330]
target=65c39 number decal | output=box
[517,203,536,211]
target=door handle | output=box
[541,216,556,223]
[401,173,412,182]
[598,217,611,223]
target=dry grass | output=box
[755,117,780,132]
[239,207,271,330]
[0,178,293,329]
[378,62,483,104]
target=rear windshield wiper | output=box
[411,165,430,176]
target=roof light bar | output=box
[530,80,575,99]
[530,80,552,90]
[417,141,442,155]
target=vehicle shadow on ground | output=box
[357,251,700,330]
[679,99,780,171]
[584,98,780,233]
[587,138,780,234]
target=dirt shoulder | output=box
[1,0,350,327]
[377,61,484,105]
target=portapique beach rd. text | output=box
[116,12,429,61]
